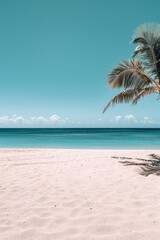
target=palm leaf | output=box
[132,23,160,77]
[132,86,159,104]
[132,45,149,58]
[108,59,152,89]
[132,37,147,45]
[132,23,160,46]
[103,89,142,113]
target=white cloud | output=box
[0,114,159,127]
[16,116,25,122]
[29,116,47,124]
[114,115,122,122]
[30,117,36,121]
[63,117,70,123]
[0,114,70,126]
[0,114,26,124]
[49,115,61,123]
[144,116,149,121]
[0,115,9,123]
[142,116,160,124]
[125,114,137,123]
[97,118,102,121]
[36,116,48,123]
[143,117,150,123]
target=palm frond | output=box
[103,89,142,113]
[132,45,148,58]
[132,23,160,46]
[132,86,159,104]
[108,59,152,89]
[132,23,160,77]
[132,37,147,44]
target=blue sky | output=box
[0,0,160,127]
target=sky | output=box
[0,0,160,127]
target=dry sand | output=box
[0,148,160,240]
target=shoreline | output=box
[1,148,160,240]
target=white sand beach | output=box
[0,148,160,240]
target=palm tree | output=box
[103,23,160,113]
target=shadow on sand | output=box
[112,154,160,177]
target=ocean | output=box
[0,128,159,149]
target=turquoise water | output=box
[0,128,159,149]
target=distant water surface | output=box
[0,128,159,149]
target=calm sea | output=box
[0,128,159,149]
